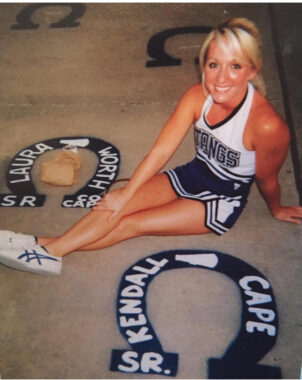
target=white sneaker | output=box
[0,230,36,249]
[0,245,62,276]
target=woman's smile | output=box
[214,85,232,92]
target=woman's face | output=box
[203,38,257,107]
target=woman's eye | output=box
[232,63,242,69]
[208,62,217,68]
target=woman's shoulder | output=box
[185,83,206,100]
[179,84,207,118]
[250,90,289,139]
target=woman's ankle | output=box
[38,237,56,246]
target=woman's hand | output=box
[272,206,302,224]
[93,189,130,221]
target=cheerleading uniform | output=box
[165,82,256,235]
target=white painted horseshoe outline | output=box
[0,136,120,208]
[110,249,282,378]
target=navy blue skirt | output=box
[165,158,253,235]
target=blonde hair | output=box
[199,18,266,96]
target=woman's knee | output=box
[117,214,144,239]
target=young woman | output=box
[1,18,301,275]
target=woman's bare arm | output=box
[254,107,302,224]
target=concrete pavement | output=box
[0,3,301,379]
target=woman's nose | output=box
[217,67,229,83]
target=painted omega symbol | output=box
[0,136,120,208]
[111,250,281,378]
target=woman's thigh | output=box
[125,197,211,236]
[119,173,178,217]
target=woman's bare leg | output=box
[82,197,211,249]
[41,173,178,257]
[41,197,211,253]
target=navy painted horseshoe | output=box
[110,249,281,378]
[1,136,120,207]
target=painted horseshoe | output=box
[11,3,86,30]
[1,136,120,208]
[111,249,282,378]
[146,26,212,67]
